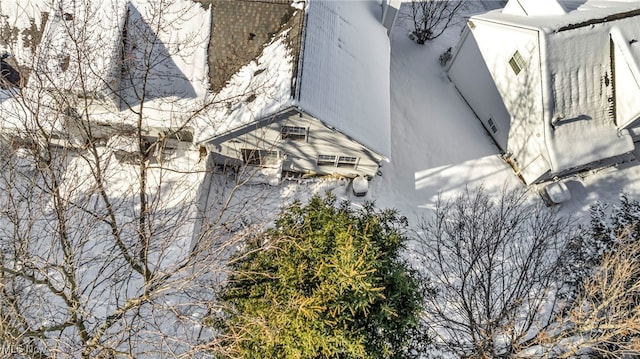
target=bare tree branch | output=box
[416,185,574,357]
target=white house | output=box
[200,0,393,179]
[447,0,640,184]
[0,0,128,106]
[0,0,395,179]
[41,0,128,106]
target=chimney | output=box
[382,0,401,36]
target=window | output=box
[241,149,279,166]
[317,154,359,168]
[508,50,526,75]
[337,156,358,168]
[487,118,498,134]
[317,154,337,166]
[242,149,261,165]
[281,126,307,140]
[262,150,279,166]
[163,128,193,143]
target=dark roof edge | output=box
[557,8,640,32]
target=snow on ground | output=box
[371,1,517,218]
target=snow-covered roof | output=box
[195,33,295,141]
[0,0,391,160]
[471,0,640,173]
[36,0,128,95]
[503,0,567,17]
[481,0,640,32]
[199,0,391,158]
[0,0,49,66]
[297,0,391,158]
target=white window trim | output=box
[281,125,308,141]
[317,154,359,169]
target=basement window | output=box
[281,126,307,140]
[508,50,526,75]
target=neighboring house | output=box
[200,0,396,178]
[0,0,127,106]
[0,0,49,85]
[447,0,640,184]
[39,0,128,107]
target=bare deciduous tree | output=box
[563,239,640,357]
[536,206,640,358]
[407,0,467,44]
[0,0,279,357]
[415,186,574,357]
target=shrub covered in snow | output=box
[560,193,640,293]
[545,194,640,357]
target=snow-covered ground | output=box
[372,1,516,217]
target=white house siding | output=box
[451,19,549,183]
[612,28,640,129]
[210,110,384,178]
[447,26,511,151]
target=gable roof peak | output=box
[503,0,567,16]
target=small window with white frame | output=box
[281,126,307,140]
[337,156,358,168]
[508,50,526,75]
[317,154,337,166]
[317,154,359,168]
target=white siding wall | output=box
[448,26,511,151]
[456,19,549,183]
[213,111,384,178]
[613,36,640,129]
